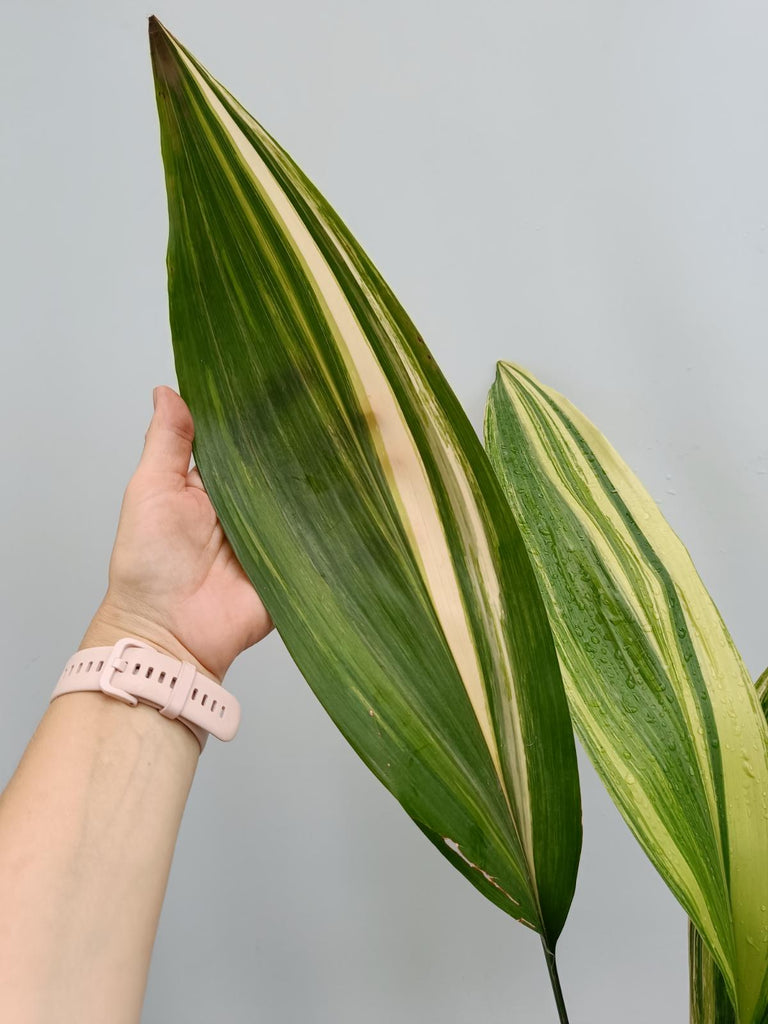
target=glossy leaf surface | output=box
[484,362,768,1022]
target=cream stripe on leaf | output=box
[690,670,768,1024]
[484,362,768,1024]
[148,16,582,998]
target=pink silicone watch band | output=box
[50,637,242,753]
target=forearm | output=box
[0,382,269,1022]
[0,631,202,1023]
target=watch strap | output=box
[50,637,242,753]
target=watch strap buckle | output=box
[98,637,156,706]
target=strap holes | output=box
[132,663,141,675]
[96,660,103,671]
[86,661,93,671]
[210,700,217,712]
[146,667,153,678]
[219,706,225,718]
[191,688,198,700]
[201,694,207,707]
[158,671,165,683]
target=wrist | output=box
[80,600,221,687]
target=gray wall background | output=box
[2,1,766,1021]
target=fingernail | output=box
[153,387,158,410]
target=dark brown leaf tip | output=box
[148,15,181,90]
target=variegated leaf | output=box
[758,668,768,713]
[690,670,768,1024]
[690,921,738,1024]
[484,362,768,1023]
[148,17,582,976]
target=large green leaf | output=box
[148,17,581,967]
[484,362,768,1023]
[690,669,768,1024]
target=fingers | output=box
[139,386,195,479]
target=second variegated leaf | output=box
[484,363,768,1024]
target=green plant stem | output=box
[541,938,570,1024]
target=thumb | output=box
[139,385,195,478]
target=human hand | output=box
[80,386,273,684]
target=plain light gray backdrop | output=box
[2,1,766,1021]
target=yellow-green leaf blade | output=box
[148,20,581,947]
[484,362,768,1022]
[690,669,768,1024]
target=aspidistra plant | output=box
[484,363,768,1024]
[149,17,581,1019]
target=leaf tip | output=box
[495,362,537,395]
[493,360,516,386]
[147,14,164,40]
[493,359,511,382]
[148,14,181,89]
